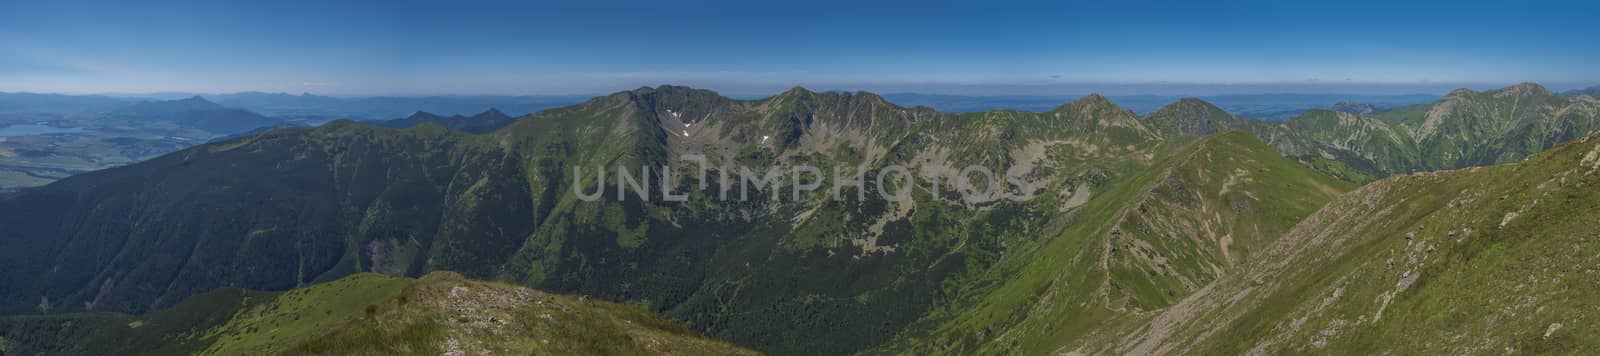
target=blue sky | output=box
[1,0,1596,96]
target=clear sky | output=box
[2,0,1596,96]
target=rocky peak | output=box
[1330,100,1380,115]
[476,108,509,119]
[771,86,818,101]
[607,85,728,119]
[850,90,893,107]
[407,110,443,120]
[1490,82,1554,98]
[621,85,718,101]
[1147,97,1235,136]
[1148,97,1228,121]
[1497,82,1548,95]
[1078,93,1113,106]
[1052,93,1119,112]
[1446,88,1478,98]
[1166,97,1225,112]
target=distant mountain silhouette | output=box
[111,96,283,134]
[376,108,516,133]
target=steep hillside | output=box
[0,85,1241,355]
[1102,131,1354,310]
[1263,83,1600,181]
[1278,109,1421,178]
[0,272,751,355]
[0,121,533,314]
[1385,84,1600,169]
[875,131,1352,354]
[489,86,1174,354]
[1070,131,1600,354]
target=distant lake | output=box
[0,124,84,137]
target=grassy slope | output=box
[490,87,1175,354]
[0,272,751,356]
[877,131,1353,354]
[1075,131,1600,354]
[296,272,754,355]
[198,273,412,354]
[1267,84,1600,183]
[1105,131,1355,310]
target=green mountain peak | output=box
[1489,82,1555,97]
[1144,97,1240,136]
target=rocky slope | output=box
[1329,100,1382,115]
[873,131,1352,354]
[1068,130,1600,355]
[1281,83,1600,180]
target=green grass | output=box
[871,131,1354,354]
[198,273,411,355]
[1069,132,1600,354]
[0,272,752,356]
[295,272,754,355]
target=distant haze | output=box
[1,0,1596,95]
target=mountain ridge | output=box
[2,82,1599,355]
[1072,129,1600,354]
[378,108,517,133]
[0,272,754,355]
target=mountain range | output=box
[881,92,1440,119]
[0,91,585,120]
[1562,85,1600,98]
[1,82,1598,354]
[376,108,518,134]
[109,96,285,134]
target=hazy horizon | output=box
[1,81,1584,99]
[4,0,1597,96]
